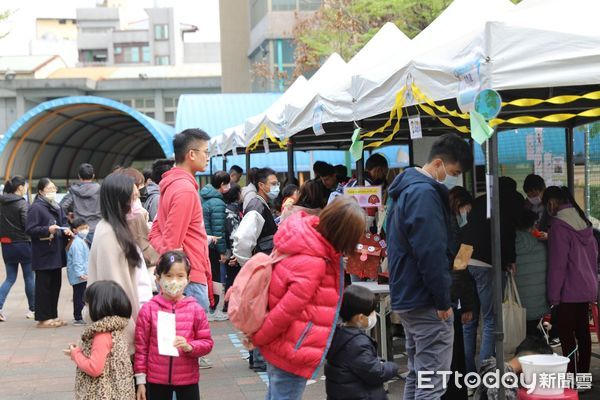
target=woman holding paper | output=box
[88,173,153,354]
[26,178,73,328]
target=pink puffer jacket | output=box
[134,294,213,385]
[252,212,342,379]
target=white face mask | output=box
[78,229,89,239]
[159,277,187,298]
[45,191,57,202]
[528,196,542,206]
[365,311,377,331]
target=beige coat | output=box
[88,219,139,354]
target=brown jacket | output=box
[127,209,159,267]
[74,316,135,400]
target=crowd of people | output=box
[0,129,598,400]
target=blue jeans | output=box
[0,262,35,311]
[184,282,209,312]
[463,265,495,373]
[399,306,454,400]
[265,362,307,400]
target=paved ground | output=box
[1,266,599,399]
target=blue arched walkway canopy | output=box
[0,96,174,181]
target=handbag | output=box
[502,271,527,354]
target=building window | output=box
[79,49,108,64]
[299,0,321,10]
[155,56,170,65]
[142,46,151,63]
[154,24,169,40]
[164,111,175,125]
[120,98,155,117]
[114,43,150,64]
[272,0,296,11]
[59,19,66,24]
[163,97,178,126]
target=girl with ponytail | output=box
[542,186,598,374]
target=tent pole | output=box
[356,150,365,185]
[408,138,415,166]
[566,126,575,195]
[210,157,214,176]
[489,130,506,400]
[245,150,251,181]
[470,139,477,197]
[287,140,295,184]
[222,155,227,171]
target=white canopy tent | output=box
[243,76,309,144]
[209,124,245,157]
[348,0,515,120]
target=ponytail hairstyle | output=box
[100,173,142,268]
[4,176,26,194]
[542,186,591,227]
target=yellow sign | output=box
[344,186,383,208]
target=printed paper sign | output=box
[312,103,326,136]
[157,311,179,357]
[486,174,492,219]
[344,186,383,208]
[534,153,543,175]
[526,135,535,161]
[408,115,423,139]
[543,153,553,186]
[535,128,544,152]
[553,156,565,174]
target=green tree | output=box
[292,0,451,76]
[0,9,13,39]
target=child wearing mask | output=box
[325,284,399,400]
[134,251,214,400]
[67,218,90,325]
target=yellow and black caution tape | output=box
[502,91,600,108]
[362,88,407,148]
[360,87,406,140]
[411,84,469,120]
[490,107,600,127]
[247,124,287,152]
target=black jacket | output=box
[325,326,398,400]
[0,194,30,242]
[449,216,476,312]
[26,196,68,270]
[461,189,523,268]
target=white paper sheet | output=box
[408,115,423,139]
[157,311,179,357]
[526,135,535,160]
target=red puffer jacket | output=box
[134,294,214,385]
[252,212,343,379]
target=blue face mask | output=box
[439,162,460,190]
[457,209,468,228]
[267,185,280,200]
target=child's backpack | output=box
[225,250,287,336]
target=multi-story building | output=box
[220,0,321,93]
[76,6,220,66]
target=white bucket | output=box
[518,354,570,396]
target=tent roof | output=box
[175,93,280,138]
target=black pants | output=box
[556,303,591,373]
[72,282,87,320]
[442,308,468,400]
[34,269,62,322]
[147,383,200,400]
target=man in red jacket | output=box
[149,129,213,313]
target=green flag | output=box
[470,110,494,145]
[350,127,364,162]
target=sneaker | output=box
[208,310,229,322]
[72,319,87,326]
[199,357,213,369]
[549,338,561,347]
[25,311,35,320]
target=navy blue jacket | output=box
[387,168,453,312]
[25,196,68,271]
[325,326,398,399]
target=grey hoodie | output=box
[60,181,102,231]
[241,183,258,213]
[143,182,160,221]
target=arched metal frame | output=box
[1,96,175,181]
